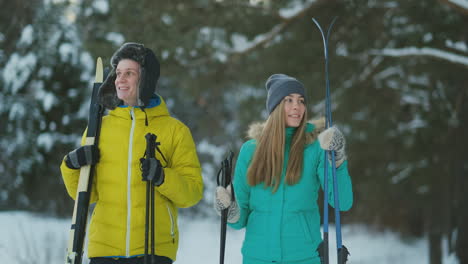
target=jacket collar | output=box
[109,94,170,120]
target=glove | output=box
[140,157,165,186]
[214,185,240,223]
[65,145,100,169]
[318,126,347,167]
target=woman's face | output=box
[283,93,306,127]
[115,59,140,106]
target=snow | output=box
[37,89,56,112]
[18,25,34,46]
[106,32,125,46]
[449,0,468,9]
[2,52,38,94]
[79,52,94,83]
[197,27,230,63]
[197,140,228,165]
[59,43,78,63]
[92,0,109,14]
[391,167,412,184]
[37,133,56,152]
[445,39,468,53]
[335,42,349,57]
[423,33,433,43]
[397,115,427,132]
[9,103,27,120]
[279,0,318,19]
[161,14,174,25]
[230,34,251,53]
[0,211,459,264]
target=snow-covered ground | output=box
[0,211,459,264]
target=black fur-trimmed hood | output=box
[98,42,160,109]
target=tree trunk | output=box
[428,187,443,264]
[456,203,468,264]
[455,86,468,264]
[429,231,442,264]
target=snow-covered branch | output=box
[439,0,468,15]
[370,47,468,68]
[230,0,323,56]
[185,0,325,66]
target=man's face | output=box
[115,59,140,106]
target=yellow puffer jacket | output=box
[60,95,203,261]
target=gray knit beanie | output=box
[265,74,305,114]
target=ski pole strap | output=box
[216,151,234,188]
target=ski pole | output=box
[312,17,349,264]
[65,58,104,264]
[143,133,157,264]
[217,151,234,264]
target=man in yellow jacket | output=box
[61,43,203,264]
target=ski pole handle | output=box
[145,133,156,158]
[222,151,234,187]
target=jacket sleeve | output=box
[228,140,255,230]
[60,128,98,203]
[317,150,353,211]
[156,124,203,208]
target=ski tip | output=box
[95,57,104,83]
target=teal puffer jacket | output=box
[229,120,353,263]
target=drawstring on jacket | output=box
[141,108,149,126]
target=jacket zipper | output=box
[166,203,175,243]
[126,108,136,256]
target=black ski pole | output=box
[217,151,234,264]
[143,133,157,264]
[312,17,350,264]
[65,58,104,264]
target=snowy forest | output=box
[1,0,467,264]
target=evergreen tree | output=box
[0,0,91,216]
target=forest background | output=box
[1,1,467,263]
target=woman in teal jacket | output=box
[215,74,353,264]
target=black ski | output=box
[65,57,104,264]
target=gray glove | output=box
[214,185,240,223]
[65,145,100,169]
[318,126,347,167]
[140,157,165,186]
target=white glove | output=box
[318,126,347,167]
[214,185,240,223]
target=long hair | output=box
[247,100,308,193]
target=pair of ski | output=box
[64,58,104,264]
[312,17,350,264]
[215,18,349,264]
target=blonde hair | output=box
[247,100,308,193]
